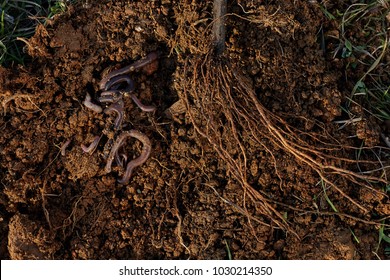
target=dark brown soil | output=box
[0,0,389,260]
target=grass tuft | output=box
[320,179,338,213]
[329,1,390,122]
[0,0,74,67]
[224,239,232,260]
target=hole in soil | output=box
[273,228,286,244]
[85,82,96,98]
[16,203,29,215]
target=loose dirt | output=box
[0,0,389,259]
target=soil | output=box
[0,0,389,260]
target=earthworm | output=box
[103,75,135,92]
[81,135,101,154]
[99,76,133,103]
[104,100,124,129]
[99,52,158,90]
[83,93,103,113]
[60,139,72,156]
[104,130,151,184]
[98,90,122,103]
[105,130,138,173]
[115,145,128,168]
[130,94,156,112]
[118,130,152,184]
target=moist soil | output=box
[1,0,390,259]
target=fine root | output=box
[175,55,389,236]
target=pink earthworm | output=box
[99,52,158,90]
[110,134,129,167]
[104,100,124,129]
[115,146,128,168]
[103,75,135,92]
[129,94,156,112]
[98,90,122,103]
[81,135,102,154]
[60,139,72,156]
[83,93,103,113]
[98,76,134,103]
[104,130,151,184]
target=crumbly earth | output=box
[0,0,389,260]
